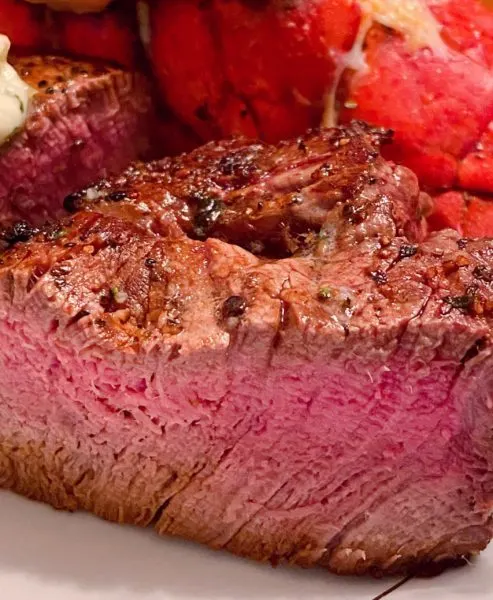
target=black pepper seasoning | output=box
[63,191,84,213]
[0,221,39,246]
[222,295,247,318]
[370,270,388,285]
[473,265,493,282]
[398,245,418,260]
[107,191,127,202]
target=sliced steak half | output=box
[0,124,491,577]
[0,55,154,224]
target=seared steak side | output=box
[0,55,154,224]
[0,124,492,576]
[65,123,430,254]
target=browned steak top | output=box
[62,122,430,257]
[1,121,488,366]
[13,55,121,103]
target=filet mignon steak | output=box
[0,123,492,576]
[0,55,154,224]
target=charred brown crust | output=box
[42,121,418,259]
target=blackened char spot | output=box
[370,270,388,285]
[461,337,487,364]
[441,285,478,315]
[398,245,418,261]
[192,195,222,239]
[473,265,493,282]
[0,221,40,246]
[319,163,333,177]
[442,295,472,314]
[217,152,258,183]
[343,203,365,224]
[45,225,68,241]
[107,191,127,202]
[218,155,235,176]
[222,295,247,318]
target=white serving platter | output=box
[0,491,491,600]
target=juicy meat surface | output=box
[0,124,492,576]
[0,55,154,224]
[65,122,431,255]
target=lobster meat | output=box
[3,0,493,232]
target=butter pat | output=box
[0,35,33,145]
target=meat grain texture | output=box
[0,123,492,576]
[0,55,154,224]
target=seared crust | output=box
[13,55,124,100]
[64,121,430,255]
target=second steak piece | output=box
[0,124,492,577]
[0,55,154,224]
[67,122,430,255]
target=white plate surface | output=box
[0,491,491,600]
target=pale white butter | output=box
[358,0,446,54]
[0,35,33,145]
